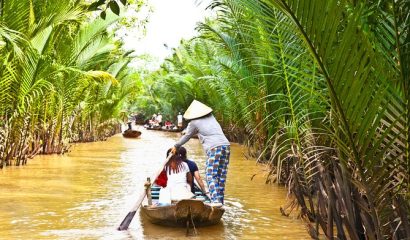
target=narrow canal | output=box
[0,128,309,239]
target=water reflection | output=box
[0,127,308,239]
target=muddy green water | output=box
[0,128,309,239]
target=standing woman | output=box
[171,100,230,206]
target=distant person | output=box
[177,112,183,128]
[163,120,173,130]
[178,147,206,194]
[156,113,163,126]
[171,100,230,206]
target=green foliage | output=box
[134,0,410,238]
[89,0,125,17]
[0,0,141,166]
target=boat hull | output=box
[144,126,182,132]
[122,130,141,138]
[141,199,224,227]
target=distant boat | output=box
[140,184,224,227]
[144,125,182,132]
[122,129,141,138]
[160,127,182,133]
[143,125,161,130]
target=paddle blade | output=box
[117,211,136,231]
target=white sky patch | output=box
[120,0,212,69]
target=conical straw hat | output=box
[183,100,213,120]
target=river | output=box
[0,128,309,239]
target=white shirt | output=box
[165,162,190,188]
[163,162,194,201]
[156,114,163,123]
[177,114,183,124]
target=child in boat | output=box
[178,147,207,194]
[159,149,194,203]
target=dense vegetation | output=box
[134,0,410,239]
[0,0,141,167]
[1,0,409,238]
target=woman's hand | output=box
[170,146,177,155]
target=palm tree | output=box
[260,0,410,238]
[134,0,409,238]
[0,0,140,166]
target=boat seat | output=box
[150,183,211,203]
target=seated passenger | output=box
[164,120,173,129]
[178,147,207,194]
[160,149,194,202]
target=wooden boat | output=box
[122,129,141,138]
[140,185,224,227]
[161,128,182,133]
[143,125,161,130]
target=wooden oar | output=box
[117,153,173,231]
